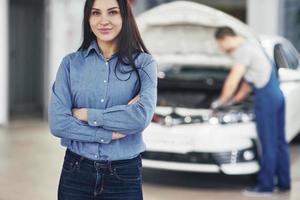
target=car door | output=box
[274,41,300,141]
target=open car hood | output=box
[137,1,259,68]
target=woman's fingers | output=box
[112,132,123,140]
[128,95,140,105]
[72,109,77,117]
[112,132,126,140]
[71,108,87,121]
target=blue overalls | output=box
[252,66,291,191]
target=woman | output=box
[48,0,157,199]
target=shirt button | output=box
[101,99,104,102]
[100,139,104,142]
[104,80,107,83]
[105,62,108,66]
[93,121,97,125]
[94,155,98,158]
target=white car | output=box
[137,1,300,175]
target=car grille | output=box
[141,149,257,165]
[142,151,215,164]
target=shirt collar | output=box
[84,40,118,60]
[84,40,101,58]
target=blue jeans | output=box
[58,149,143,200]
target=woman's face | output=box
[89,0,123,45]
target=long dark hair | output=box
[78,0,149,94]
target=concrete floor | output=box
[0,120,299,200]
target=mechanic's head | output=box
[215,26,239,53]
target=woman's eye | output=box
[109,10,118,16]
[91,11,100,16]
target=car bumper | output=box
[142,159,259,175]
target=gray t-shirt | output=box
[230,40,272,88]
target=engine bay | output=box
[154,65,255,125]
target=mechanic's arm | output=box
[73,60,158,135]
[48,57,122,144]
[218,63,247,104]
[232,81,252,103]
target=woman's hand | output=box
[72,95,139,140]
[112,132,126,140]
[72,108,88,122]
[128,95,140,105]
[72,95,140,121]
[111,96,139,141]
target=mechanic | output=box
[212,26,291,196]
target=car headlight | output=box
[240,112,255,123]
[222,113,240,124]
[209,111,255,124]
[209,116,219,125]
[243,150,255,161]
[184,116,192,123]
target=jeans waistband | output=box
[65,149,141,168]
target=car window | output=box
[274,44,289,69]
[275,42,299,70]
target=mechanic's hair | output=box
[215,26,237,39]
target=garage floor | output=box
[0,120,299,200]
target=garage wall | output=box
[0,0,8,125]
[0,0,85,124]
[247,0,285,36]
[9,0,45,119]
[284,0,300,51]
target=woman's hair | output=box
[78,0,150,95]
[215,26,237,39]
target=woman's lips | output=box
[98,28,112,34]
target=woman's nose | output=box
[99,15,110,25]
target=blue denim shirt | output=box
[48,41,157,161]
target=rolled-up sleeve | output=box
[87,58,158,135]
[48,57,112,144]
